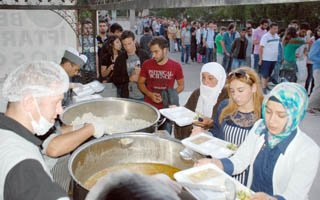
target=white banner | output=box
[0,10,77,78]
[0,10,77,112]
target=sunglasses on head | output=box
[228,70,249,79]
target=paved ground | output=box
[167,51,320,199]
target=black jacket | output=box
[112,48,150,98]
[140,34,153,57]
[231,37,248,59]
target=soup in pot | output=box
[84,163,181,189]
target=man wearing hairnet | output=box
[0,61,71,199]
[0,61,105,199]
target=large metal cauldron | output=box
[60,98,161,134]
[68,133,198,200]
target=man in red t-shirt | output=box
[181,18,187,29]
[138,37,184,109]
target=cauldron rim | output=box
[68,132,182,190]
[60,97,161,127]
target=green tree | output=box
[151,2,320,29]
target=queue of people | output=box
[96,17,320,113]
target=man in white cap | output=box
[60,47,87,78]
[59,47,87,106]
[0,61,70,199]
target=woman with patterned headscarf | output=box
[196,82,320,200]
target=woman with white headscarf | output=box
[174,62,227,140]
[195,62,227,118]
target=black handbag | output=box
[279,61,297,82]
[197,44,206,55]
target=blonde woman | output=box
[193,67,264,184]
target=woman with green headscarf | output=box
[195,82,319,200]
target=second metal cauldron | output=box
[68,133,200,200]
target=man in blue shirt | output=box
[203,21,216,64]
[308,37,320,114]
[181,23,191,64]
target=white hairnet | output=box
[2,61,69,102]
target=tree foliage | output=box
[151,2,320,29]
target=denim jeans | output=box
[205,48,214,63]
[176,38,181,51]
[271,62,281,84]
[245,55,252,68]
[181,45,191,63]
[308,69,320,110]
[169,39,176,53]
[222,53,233,72]
[253,54,260,73]
[232,58,246,70]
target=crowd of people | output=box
[0,14,319,200]
[78,16,320,114]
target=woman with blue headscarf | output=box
[196,82,319,200]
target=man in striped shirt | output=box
[259,23,280,94]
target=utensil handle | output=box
[155,117,167,131]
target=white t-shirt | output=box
[260,32,280,61]
[196,28,201,44]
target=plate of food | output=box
[181,133,237,159]
[159,107,197,127]
[236,190,251,200]
[73,81,105,97]
[174,164,253,200]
